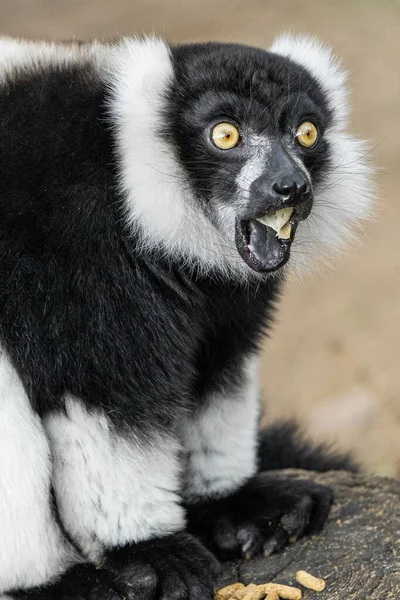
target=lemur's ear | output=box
[269,34,349,129]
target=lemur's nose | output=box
[272,174,311,203]
[250,171,311,212]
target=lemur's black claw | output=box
[186,474,333,561]
[237,525,264,559]
[263,537,280,557]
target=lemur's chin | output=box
[235,218,293,273]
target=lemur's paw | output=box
[186,474,333,561]
[12,564,122,600]
[105,532,221,600]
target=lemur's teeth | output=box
[278,221,292,240]
[256,207,293,240]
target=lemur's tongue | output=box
[246,220,291,272]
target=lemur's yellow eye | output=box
[295,121,318,148]
[211,123,240,150]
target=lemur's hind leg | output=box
[181,357,334,562]
[0,350,77,596]
[0,351,135,600]
[257,421,359,473]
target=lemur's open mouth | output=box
[235,207,302,273]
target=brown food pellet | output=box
[215,582,302,600]
[214,583,245,600]
[296,570,326,592]
[264,593,280,600]
[241,583,261,600]
[263,583,302,599]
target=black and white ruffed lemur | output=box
[0,35,373,599]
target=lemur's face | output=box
[166,44,331,273]
[111,37,373,278]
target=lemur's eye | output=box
[295,121,318,148]
[211,123,240,150]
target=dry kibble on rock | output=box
[231,588,248,600]
[263,583,302,599]
[296,571,326,592]
[215,582,302,600]
[215,583,246,600]
[242,583,262,600]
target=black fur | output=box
[0,61,282,428]
[13,565,121,600]
[257,421,359,473]
[0,40,342,599]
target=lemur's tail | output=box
[257,420,359,473]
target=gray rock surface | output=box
[218,470,400,599]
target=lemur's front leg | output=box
[42,398,220,600]
[180,356,333,560]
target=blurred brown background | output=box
[1,0,399,476]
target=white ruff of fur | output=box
[0,351,76,594]
[106,37,247,279]
[178,356,260,500]
[44,398,185,562]
[270,34,375,275]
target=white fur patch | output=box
[106,37,247,279]
[215,136,272,238]
[0,37,110,81]
[178,356,260,500]
[270,34,349,129]
[235,137,271,203]
[0,351,75,594]
[44,398,185,562]
[270,34,375,275]
[291,133,374,274]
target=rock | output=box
[218,470,400,599]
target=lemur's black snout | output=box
[248,142,312,216]
[235,143,314,274]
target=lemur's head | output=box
[109,36,373,279]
